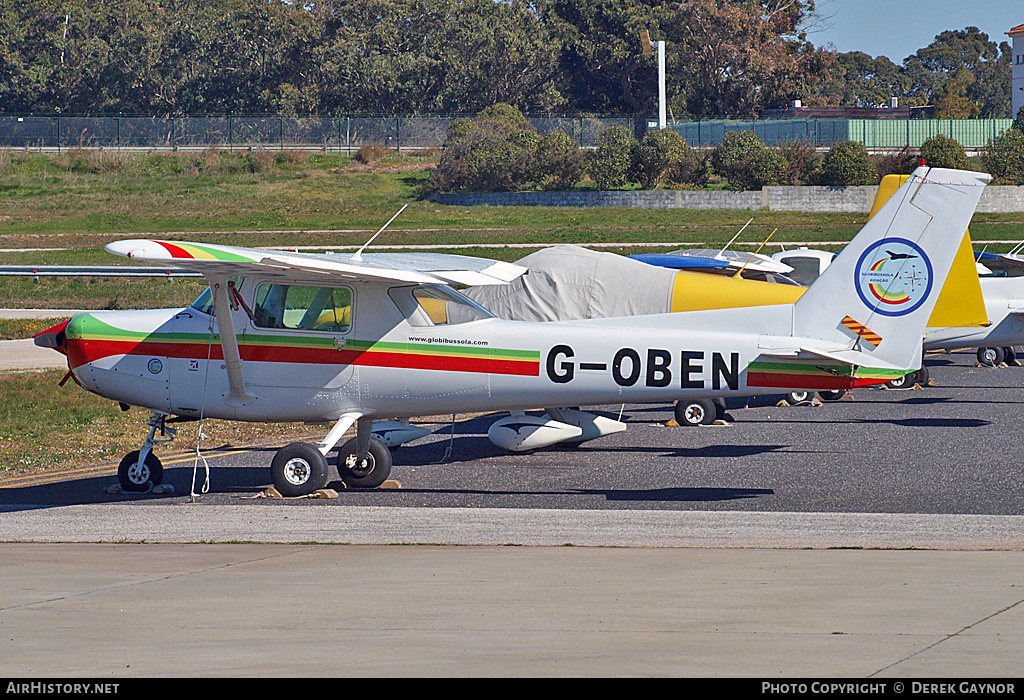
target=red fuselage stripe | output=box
[66,339,539,376]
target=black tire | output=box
[886,373,912,389]
[336,436,393,489]
[1002,347,1016,363]
[118,450,163,493]
[914,364,930,386]
[977,347,1004,366]
[818,390,847,401]
[785,390,812,404]
[674,399,716,426]
[271,442,328,497]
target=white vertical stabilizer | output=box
[792,167,990,370]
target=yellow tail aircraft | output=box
[463,173,992,414]
[666,175,988,332]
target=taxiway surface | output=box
[2,350,1022,677]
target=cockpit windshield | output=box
[190,276,245,316]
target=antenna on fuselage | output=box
[734,228,778,278]
[351,204,408,262]
[719,218,753,256]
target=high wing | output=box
[104,239,527,406]
[104,239,527,287]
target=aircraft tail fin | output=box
[792,167,990,371]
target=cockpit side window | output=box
[389,284,494,327]
[252,283,352,332]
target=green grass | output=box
[0,317,68,339]
[2,150,1024,476]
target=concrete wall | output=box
[428,185,1024,213]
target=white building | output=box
[1011,23,1024,119]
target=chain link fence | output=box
[0,115,637,152]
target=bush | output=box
[634,128,690,189]
[354,145,393,164]
[1013,105,1024,135]
[777,141,820,185]
[819,141,878,186]
[876,147,921,178]
[591,126,638,190]
[429,103,540,192]
[711,130,767,190]
[534,130,584,191]
[920,134,969,170]
[982,128,1024,184]
[667,149,710,189]
[748,148,787,188]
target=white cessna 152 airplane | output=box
[35,167,990,496]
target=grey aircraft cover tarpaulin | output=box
[461,245,679,322]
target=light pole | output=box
[641,30,666,129]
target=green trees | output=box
[0,3,1013,118]
[535,130,585,191]
[634,128,688,189]
[590,126,638,190]
[817,27,1011,118]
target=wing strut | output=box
[210,276,256,406]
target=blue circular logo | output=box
[147,358,163,374]
[854,238,933,317]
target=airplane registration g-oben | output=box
[35,167,990,496]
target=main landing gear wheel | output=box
[885,372,913,389]
[118,450,163,493]
[336,436,393,489]
[675,398,717,426]
[785,390,812,404]
[271,442,328,497]
[818,390,847,401]
[977,346,1004,366]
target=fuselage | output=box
[57,276,905,423]
[922,276,1024,351]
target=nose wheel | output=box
[118,450,164,493]
[117,411,174,493]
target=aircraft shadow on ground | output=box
[0,433,784,508]
[389,434,797,464]
[0,464,274,510]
